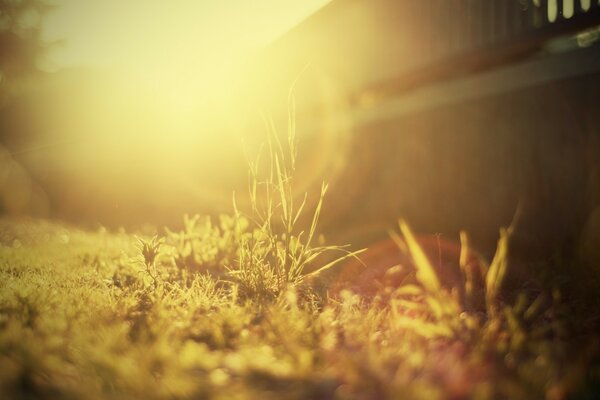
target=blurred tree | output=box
[0,0,51,107]
[0,0,52,217]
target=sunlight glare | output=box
[29,0,334,219]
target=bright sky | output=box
[32,0,333,210]
[38,0,332,131]
[42,0,330,71]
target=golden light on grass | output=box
[1,2,599,398]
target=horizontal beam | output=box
[298,44,600,135]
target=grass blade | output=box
[399,220,440,293]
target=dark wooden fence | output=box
[253,0,600,113]
[363,0,600,97]
[248,0,600,287]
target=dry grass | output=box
[1,215,598,399]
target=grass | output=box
[1,213,600,399]
[1,119,600,399]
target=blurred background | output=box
[1,0,600,276]
[0,0,332,226]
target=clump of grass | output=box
[162,98,363,303]
[370,220,581,398]
[387,220,547,338]
[228,119,363,301]
[163,214,246,280]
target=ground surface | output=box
[0,217,599,400]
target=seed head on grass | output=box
[138,235,163,267]
[137,235,164,287]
